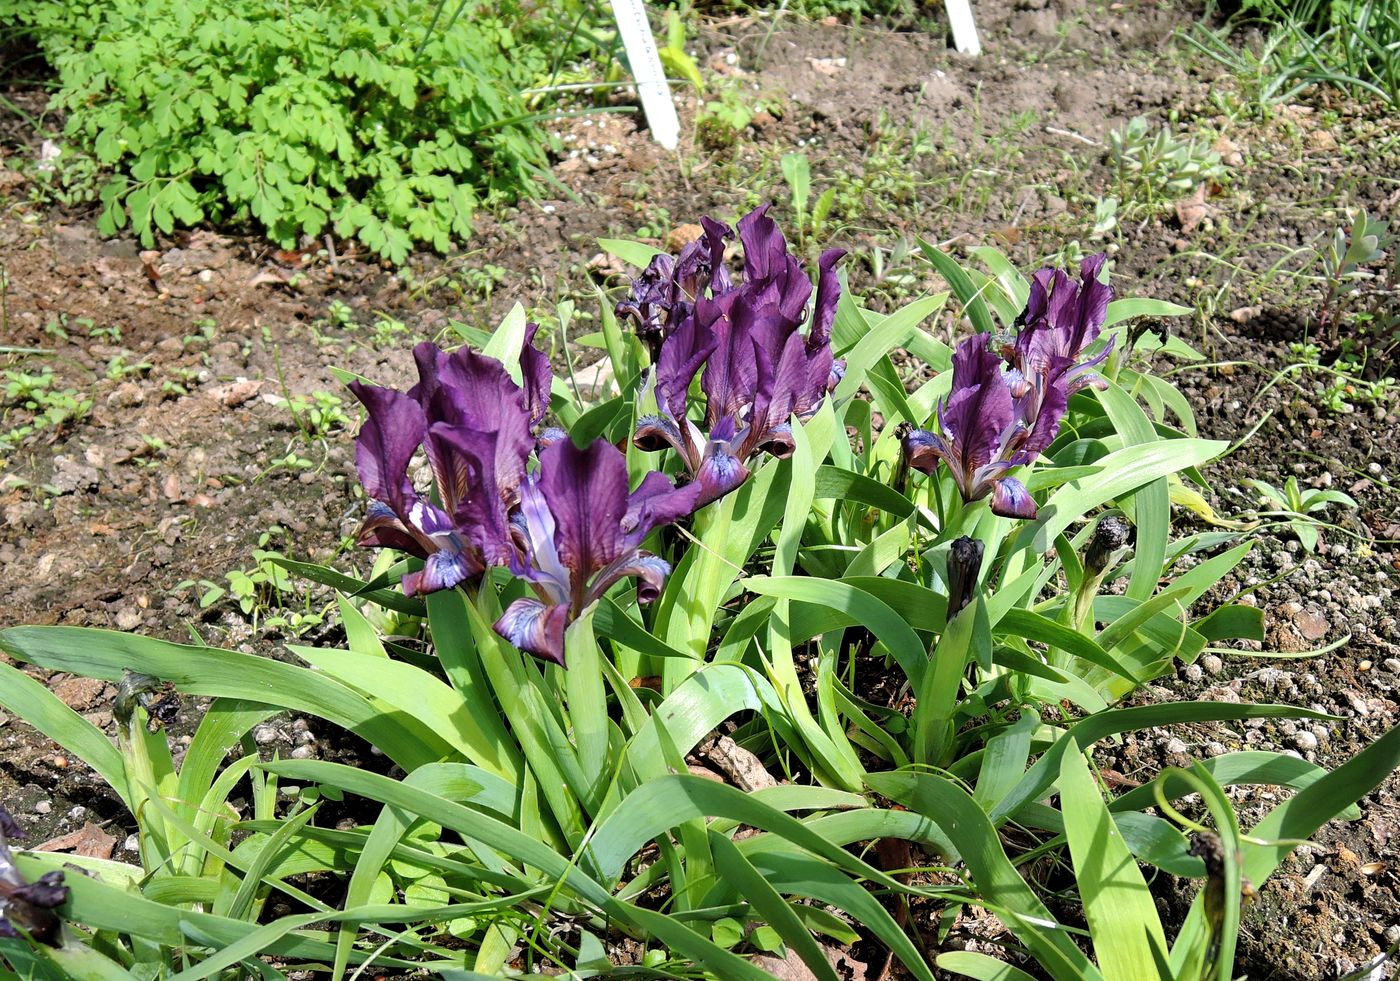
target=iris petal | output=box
[990,477,1037,519]
[495,598,570,666]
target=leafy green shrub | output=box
[2,0,562,262]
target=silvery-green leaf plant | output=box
[3,207,1398,981]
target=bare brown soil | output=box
[2,0,1398,976]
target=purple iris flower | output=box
[494,438,702,665]
[349,328,552,596]
[1,805,68,946]
[616,218,733,357]
[633,205,845,507]
[902,334,1067,520]
[1006,252,1115,416]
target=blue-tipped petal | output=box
[401,548,477,597]
[695,448,749,507]
[990,477,1037,519]
[495,597,570,666]
[357,501,428,558]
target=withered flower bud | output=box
[1084,515,1132,579]
[0,805,68,947]
[947,536,985,617]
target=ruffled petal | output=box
[990,477,1037,519]
[357,501,429,558]
[401,547,479,597]
[695,447,750,507]
[494,597,570,666]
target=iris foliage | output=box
[2,212,1397,980]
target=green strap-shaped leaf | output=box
[868,771,1102,981]
[1058,748,1168,980]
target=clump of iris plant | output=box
[349,330,551,597]
[630,205,845,506]
[1,805,68,947]
[902,252,1114,520]
[349,327,702,667]
[494,438,702,665]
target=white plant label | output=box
[944,0,982,56]
[609,0,680,150]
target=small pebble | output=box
[1384,658,1400,674]
[1201,653,1224,675]
[1358,660,1372,671]
[34,800,51,815]
[68,806,86,821]
[290,745,315,759]
[1293,731,1319,752]
[1182,663,1203,683]
[252,724,279,746]
[53,756,68,769]
[123,834,139,852]
[1164,737,1188,754]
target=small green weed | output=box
[1244,473,1356,551]
[1110,116,1227,215]
[287,390,351,441]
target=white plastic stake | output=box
[944,0,981,55]
[609,0,681,150]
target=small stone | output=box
[106,382,145,408]
[53,676,106,711]
[1358,660,1372,671]
[123,833,139,852]
[68,806,86,821]
[1182,663,1203,683]
[290,745,315,759]
[252,724,280,746]
[1292,731,1318,752]
[1164,737,1188,754]
[116,608,142,631]
[34,800,51,815]
[1201,653,1224,675]
[1383,658,1400,674]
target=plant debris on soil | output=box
[2,0,1398,976]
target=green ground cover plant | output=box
[2,209,1396,979]
[0,0,591,262]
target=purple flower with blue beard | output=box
[349,327,552,597]
[616,218,733,357]
[633,205,845,507]
[494,438,702,665]
[1006,252,1115,417]
[902,334,1067,520]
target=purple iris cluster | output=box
[902,252,1114,520]
[349,205,844,665]
[350,329,697,665]
[621,205,846,507]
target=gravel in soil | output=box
[2,0,1398,975]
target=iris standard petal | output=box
[349,382,425,514]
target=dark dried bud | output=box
[114,670,164,726]
[947,536,985,617]
[1084,515,1132,579]
[0,807,23,841]
[1,824,68,947]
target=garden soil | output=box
[2,0,1398,976]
